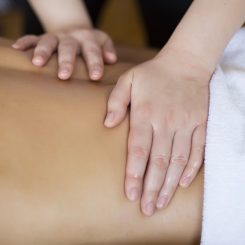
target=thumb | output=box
[104,72,132,127]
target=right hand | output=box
[12,28,117,80]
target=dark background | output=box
[0,0,192,48]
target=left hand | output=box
[12,28,117,81]
[104,47,211,216]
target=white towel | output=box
[201,28,245,244]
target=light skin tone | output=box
[0,40,203,244]
[12,0,245,216]
[12,0,117,81]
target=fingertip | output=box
[90,71,102,81]
[179,175,192,188]
[58,68,71,80]
[105,52,117,63]
[142,202,155,216]
[104,110,126,128]
[32,56,45,66]
[156,195,169,209]
[89,65,104,80]
[104,111,116,127]
[126,187,140,202]
[58,70,71,80]
[12,43,19,49]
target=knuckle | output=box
[105,37,113,45]
[90,62,103,69]
[164,109,176,127]
[151,155,169,170]
[200,116,208,125]
[143,189,158,199]
[126,172,143,181]
[23,34,38,40]
[41,33,51,39]
[35,48,48,57]
[59,61,73,69]
[81,29,93,38]
[44,33,56,40]
[60,53,74,62]
[191,161,201,171]
[94,30,108,42]
[25,34,38,39]
[40,34,57,46]
[85,46,100,55]
[171,154,187,167]
[198,111,208,121]
[179,112,192,128]
[165,110,193,129]
[194,144,205,154]
[164,177,177,191]
[135,102,152,119]
[35,45,52,55]
[95,29,106,37]
[128,145,148,159]
[193,159,203,170]
[69,29,93,40]
[108,94,127,109]
[108,94,120,106]
[60,42,73,50]
[61,38,78,49]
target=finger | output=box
[57,37,79,80]
[179,123,206,188]
[125,106,153,202]
[156,129,192,209]
[94,30,117,64]
[104,72,132,127]
[12,35,39,50]
[32,34,58,67]
[102,37,117,64]
[140,126,173,216]
[81,41,104,80]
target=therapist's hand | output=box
[104,47,211,216]
[12,28,117,80]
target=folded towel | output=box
[201,28,245,244]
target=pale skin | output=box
[13,0,245,216]
[13,0,117,80]
[0,39,203,244]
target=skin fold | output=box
[0,39,203,244]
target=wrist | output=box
[162,18,222,74]
[50,22,93,34]
[157,44,215,81]
[159,0,245,78]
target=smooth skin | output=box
[12,0,245,216]
[105,49,209,215]
[12,0,117,81]
[0,39,203,245]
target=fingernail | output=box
[90,70,101,80]
[156,195,168,209]
[12,43,19,48]
[180,175,191,188]
[104,112,114,126]
[32,56,43,66]
[128,187,139,201]
[107,52,116,61]
[144,202,155,216]
[58,69,70,79]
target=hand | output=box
[104,47,211,216]
[12,28,117,80]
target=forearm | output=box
[162,0,245,73]
[28,0,92,32]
